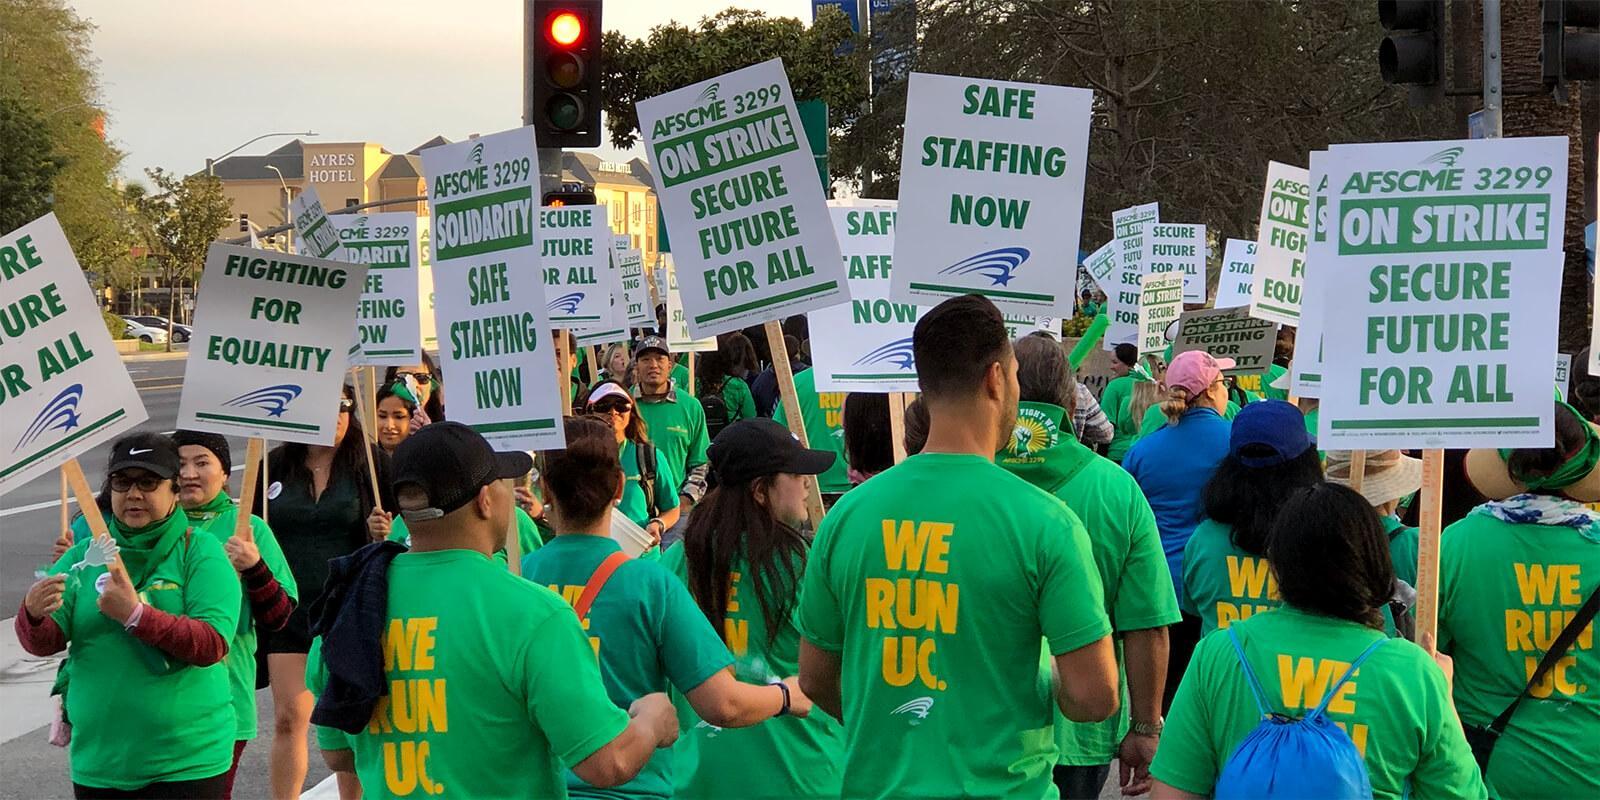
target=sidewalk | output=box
[120,345,189,362]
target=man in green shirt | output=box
[773,367,853,496]
[1100,343,1140,463]
[798,295,1119,800]
[632,336,710,531]
[998,335,1182,799]
[308,422,679,798]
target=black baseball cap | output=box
[391,422,533,521]
[636,335,670,358]
[709,418,836,486]
[106,432,181,479]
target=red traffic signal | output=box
[548,11,582,46]
[528,1,602,148]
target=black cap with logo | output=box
[636,335,671,358]
[709,418,836,486]
[106,432,181,479]
[391,422,533,522]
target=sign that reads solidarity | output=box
[1107,203,1159,346]
[1318,137,1568,450]
[1138,272,1183,355]
[420,125,564,450]
[541,204,620,328]
[178,244,367,445]
[1215,239,1257,310]
[1172,306,1277,375]
[811,203,924,393]
[1291,151,1332,398]
[331,212,423,366]
[890,73,1092,317]
[638,59,848,337]
[1142,222,1207,304]
[1249,161,1312,326]
[0,215,147,494]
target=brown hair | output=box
[586,380,650,445]
[1128,355,1166,427]
[541,416,623,526]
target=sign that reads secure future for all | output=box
[1172,306,1277,375]
[331,212,423,366]
[1249,161,1312,326]
[0,215,147,494]
[1107,203,1159,347]
[810,203,924,393]
[1215,239,1257,310]
[1318,137,1568,450]
[1139,272,1183,355]
[1142,222,1207,304]
[891,73,1092,316]
[178,244,367,445]
[638,59,848,337]
[541,204,621,328]
[420,125,564,450]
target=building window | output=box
[346,198,360,208]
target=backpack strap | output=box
[1308,636,1388,719]
[1226,627,1274,719]
[572,551,631,623]
[635,442,658,518]
[1484,583,1600,736]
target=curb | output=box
[120,349,189,362]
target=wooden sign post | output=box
[556,331,573,416]
[889,393,908,464]
[765,321,825,527]
[60,459,113,569]
[349,373,385,513]
[260,444,270,525]
[59,471,70,544]
[1347,450,1367,494]
[235,438,265,539]
[1413,449,1446,651]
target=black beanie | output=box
[172,430,231,473]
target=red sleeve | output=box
[241,560,295,632]
[128,606,229,666]
[14,604,67,656]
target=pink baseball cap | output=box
[1165,350,1235,397]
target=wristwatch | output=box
[772,680,791,717]
[1131,717,1164,737]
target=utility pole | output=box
[1481,0,1504,138]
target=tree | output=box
[132,168,231,349]
[0,96,63,233]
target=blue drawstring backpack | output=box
[1214,628,1387,800]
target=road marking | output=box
[0,463,246,518]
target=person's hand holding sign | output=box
[225,528,261,572]
[51,530,72,561]
[366,508,393,543]
[95,559,140,626]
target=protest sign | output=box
[541,204,621,328]
[330,212,422,365]
[1249,161,1312,326]
[289,185,344,261]
[1318,136,1567,450]
[574,237,635,348]
[177,244,366,445]
[890,73,1092,317]
[1172,306,1277,375]
[664,254,718,352]
[1107,202,1159,346]
[1291,151,1332,397]
[0,214,148,494]
[1082,239,1117,296]
[418,215,437,351]
[1143,222,1207,304]
[1138,272,1183,355]
[420,125,564,450]
[616,237,653,327]
[1073,342,1118,400]
[1003,314,1058,340]
[811,203,923,393]
[1215,239,1257,309]
[638,59,848,337]
[1556,353,1572,400]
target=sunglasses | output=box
[589,400,633,415]
[395,371,436,383]
[110,474,166,493]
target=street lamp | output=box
[265,165,293,252]
[206,131,317,176]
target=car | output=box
[122,318,169,344]
[125,315,191,342]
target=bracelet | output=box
[772,681,791,717]
[1130,717,1164,737]
[123,602,147,631]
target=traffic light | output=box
[528,0,603,148]
[238,213,249,233]
[1378,0,1445,106]
[1543,0,1600,101]
[543,183,597,206]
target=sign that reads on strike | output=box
[1249,161,1312,326]
[331,212,423,366]
[638,59,848,337]
[1082,239,1116,299]
[1318,137,1568,450]
[178,244,367,445]
[0,215,147,494]
[1138,272,1183,355]
[1107,203,1158,347]
[810,202,924,393]
[1172,306,1277,376]
[890,73,1093,316]
[1291,151,1332,398]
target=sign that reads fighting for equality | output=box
[810,203,924,393]
[1290,151,1332,398]
[1249,160,1312,326]
[178,244,367,445]
[0,214,148,493]
[1318,137,1568,450]
[891,73,1092,317]
[331,212,423,366]
[638,59,848,337]
[1108,202,1159,347]
[420,125,564,450]
[1172,306,1277,375]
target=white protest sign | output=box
[638,59,847,337]
[0,214,148,493]
[1291,151,1332,397]
[1249,161,1312,326]
[1172,306,1277,375]
[1555,353,1572,400]
[1108,203,1158,346]
[1215,239,1257,309]
[418,215,437,351]
[541,204,621,328]
[1318,137,1567,450]
[664,254,717,352]
[1082,239,1117,296]
[178,244,365,445]
[574,235,637,347]
[890,73,1092,316]
[811,203,921,393]
[1138,272,1183,355]
[420,125,564,450]
[331,212,422,366]
[1143,222,1207,304]
[289,185,344,261]
[616,236,653,327]
[1003,314,1059,341]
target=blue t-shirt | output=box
[1122,407,1231,603]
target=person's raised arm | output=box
[798,640,843,721]
[571,693,679,788]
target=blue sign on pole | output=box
[812,0,861,32]
[1466,109,1485,139]
[869,0,915,91]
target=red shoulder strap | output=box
[573,551,631,622]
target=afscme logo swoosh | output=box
[1420,146,1464,168]
[548,292,585,315]
[468,142,485,165]
[14,383,83,452]
[890,697,934,724]
[938,247,1030,286]
[697,83,721,103]
[853,337,915,370]
[224,384,303,418]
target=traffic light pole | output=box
[1482,0,1504,138]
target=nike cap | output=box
[106,432,181,479]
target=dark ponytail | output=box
[1504,403,1591,493]
[1203,447,1325,555]
[681,476,808,650]
[541,416,623,526]
[1268,484,1394,630]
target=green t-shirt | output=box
[772,368,851,494]
[702,375,757,423]
[50,511,242,790]
[1100,374,1139,463]
[634,387,710,502]
[1438,510,1600,799]
[997,401,1181,765]
[1139,400,1241,437]
[1263,363,1290,401]
[1383,515,1419,587]
[184,493,300,740]
[522,534,735,800]
[659,545,845,799]
[621,439,681,530]
[796,453,1111,799]
[1151,607,1486,800]
[1180,519,1282,637]
[388,507,543,565]
[671,362,690,393]
[308,548,629,799]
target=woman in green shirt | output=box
[1101,343,1141,463]
[663,418,845,799]
[1152,484,1485,800]
[587,381,681,550]
[698,346,758,425]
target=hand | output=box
[95,560,139,625]
[628,692,679,747]
[51,531,72,561]
[1117,730,1159,795]
[225,533,262,572]
[1421,632,1453,690]
[24,574,67,621]
[367,508,393,542]
[645,520,664,549]
[514,486,543,519]
[780,676,813,719]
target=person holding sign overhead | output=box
[16,433,243,799]
[383,353,444,430]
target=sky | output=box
[74,0,812,178]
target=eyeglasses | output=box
[395,371,436,382]
[589,400,633,416]
[339,398,355,412]
[110,474,166,493]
